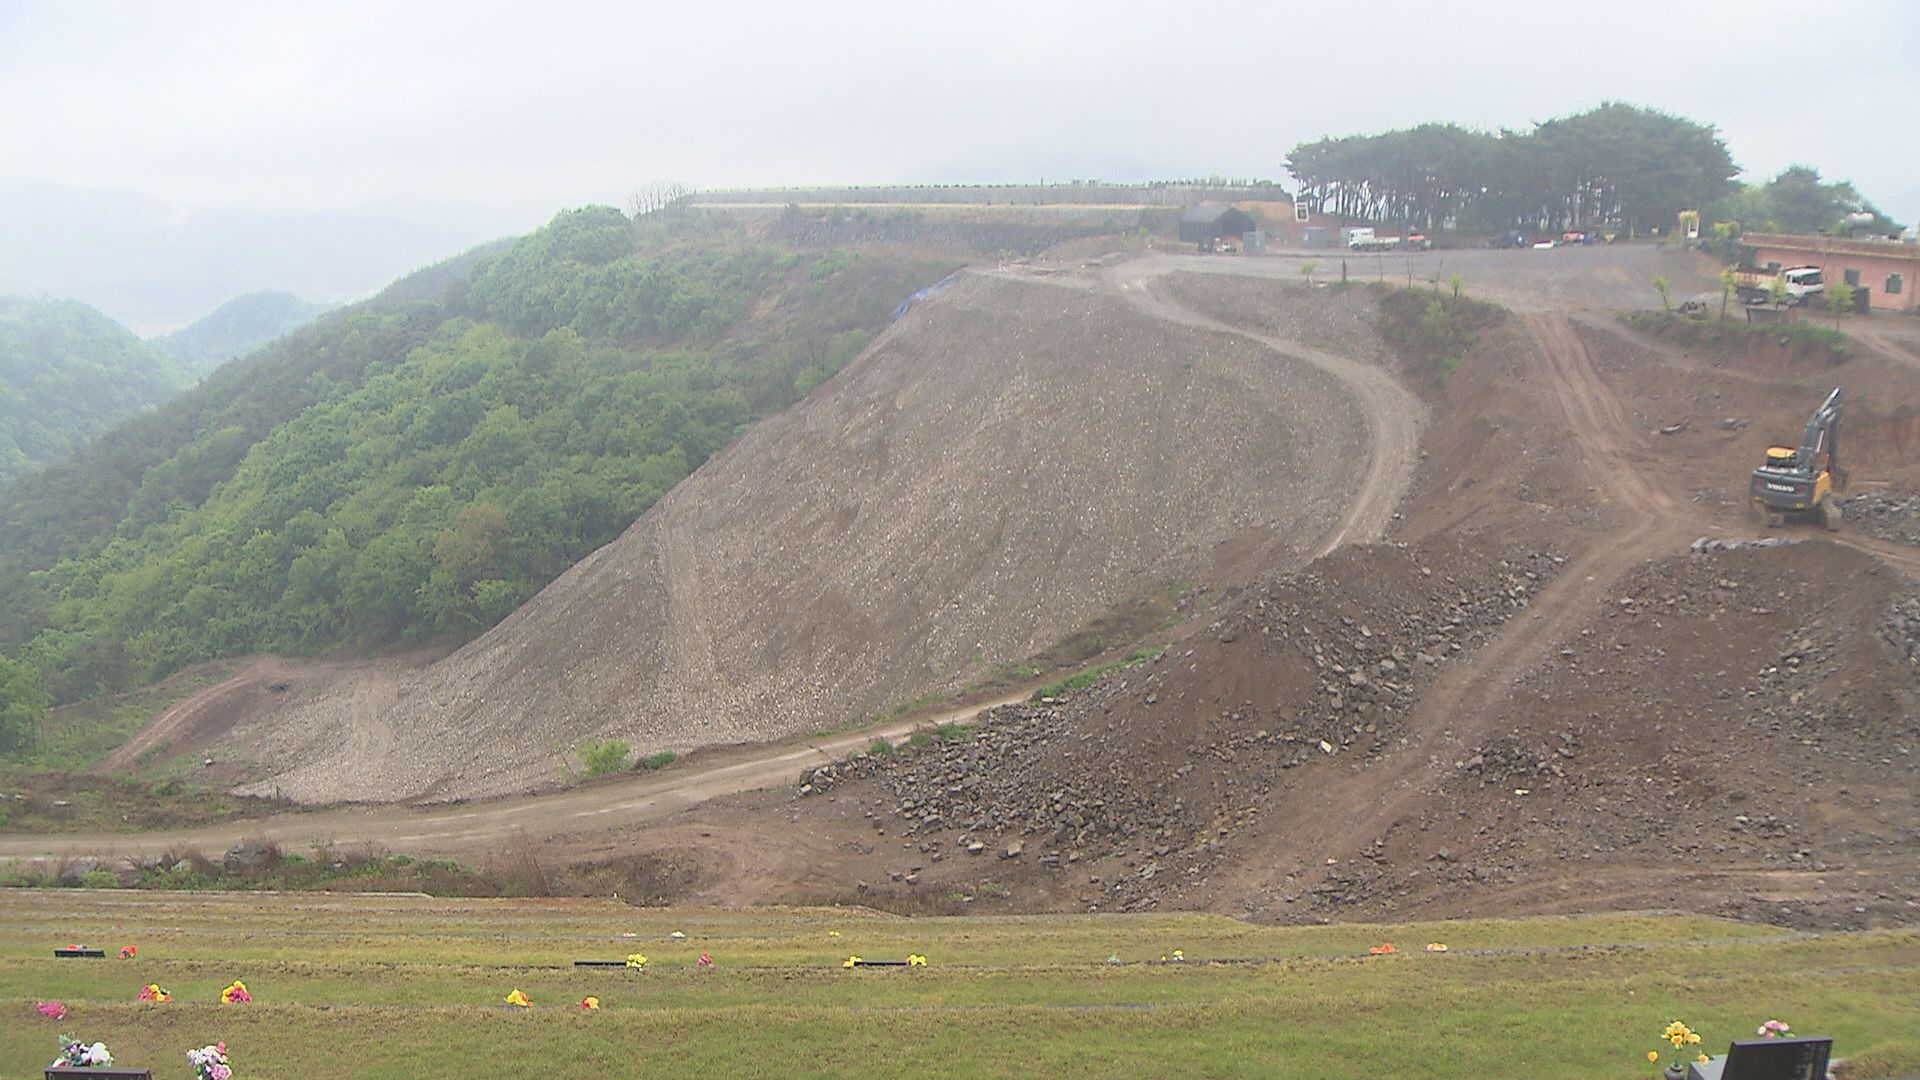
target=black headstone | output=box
[1721,1036,1831,1080]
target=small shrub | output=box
[907,732,931,748]
[0,809,9,828]
[638,750,677,771]
[79,868,118,889]
[581,739,632,776]
[869,738,895,757]
[934,722,968,743]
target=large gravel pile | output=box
[230,271,1374,803]
[805,539,1563,912]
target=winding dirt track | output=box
[0,694,1024,863]
[1218,311,1711,880]
[1098,257,1427,554]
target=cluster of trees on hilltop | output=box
[1708,164,1901,236]
[0,208,959,709]
[0,297,194,489]
[1286,103,1739,235]
[1286,102,1900,238]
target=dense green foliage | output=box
[0,653,48,756]
[153,290,334,377]
[0,297,194,488]
[0,208,958,709]
[1708,165,1903,237]
[1287,103,1739,235]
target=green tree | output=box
[1718,266,1739,321]
[1300,261,1317,286]
[0,653,49,756]
[1826,282,1856,328]
[1766,277,1791,308]
[1652,275,1673,312]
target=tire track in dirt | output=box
[1098,258,1427,554]
[0,693,1030,864]
[1264,313,1705,868]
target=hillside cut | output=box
[231,272,1371,802]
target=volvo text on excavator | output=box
[1749,387,1845,530]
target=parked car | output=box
[1493,230,1530,249]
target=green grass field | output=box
[4,890,1916,1079]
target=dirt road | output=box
[1234,311,1707,875]
[0,693,1026,864]
[1100,257,1427,554]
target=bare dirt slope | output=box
[701,265,1920,929]
[221,271,1377,803]
[36,246,1919,936]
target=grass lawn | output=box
[3,890,1916,1078]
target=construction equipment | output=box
[1749,387,1845,529]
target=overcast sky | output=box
[3,0,1916,230]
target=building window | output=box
[1764,261,1782,273]
[1890,273,1905,295]
[1843,268,1861,286]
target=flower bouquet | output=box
[187,1042,231,1080]
[37,1001,68,1021]
[1649,1019,1709,1076]
[119,945,136,960]
[1757,1020,1791,1038]
[504,989,532,1008]
[50,1037,112,1069]
[137,983,172,1002]
[221,980,251,1004]
[907,954,928,968]
[624,953,648,970]
[578,996,600,1010]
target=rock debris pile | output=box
[803,541,1564,911]
[1843,489,1920,547]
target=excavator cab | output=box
[1749,387,1844,530]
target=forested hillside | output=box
[0,297,195,489]
[0,207,958,707]
[153,291,334,377]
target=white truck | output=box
[1732,266,1825,306]
[1344,227,1401,252]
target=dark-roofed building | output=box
[1178,205,1256,248]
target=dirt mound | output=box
[799,538,1563,912]
[226,271,1374,803]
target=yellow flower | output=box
[1698,1054,1710,1064]
[625,953,648,969]
[1688,1033,1701,1044]
[1649,1051,1661,1062]
[504,989,531,1007]
[842,955,861,968]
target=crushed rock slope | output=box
[232,271,1371,803]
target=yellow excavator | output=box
[1749,387,1845,530]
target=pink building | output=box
[1745,232,1920,313]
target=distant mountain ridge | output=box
[0,295,193,488]
[153,291,334,377]
[0,181,533,334]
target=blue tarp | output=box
[893,273,960,321]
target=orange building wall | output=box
[1746,233,1920,313]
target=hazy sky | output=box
[3,0,1917,228]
